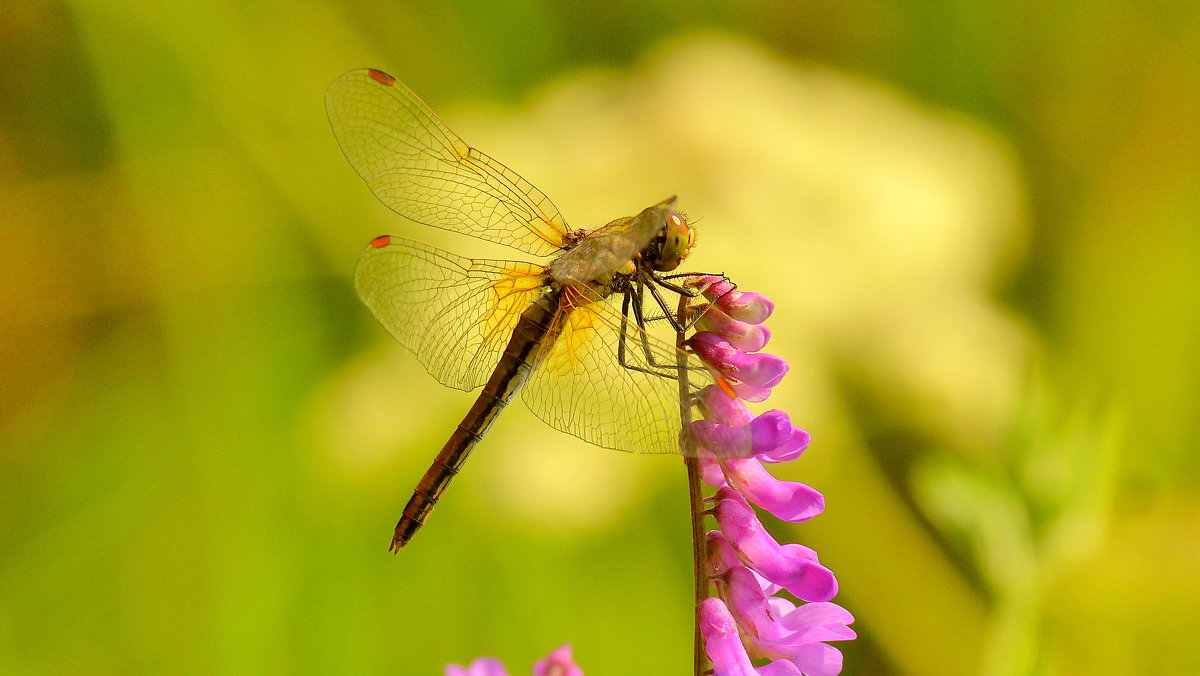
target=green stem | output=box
[685,453,707,674]
[676,293,707,675]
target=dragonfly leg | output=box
[644,277,690,332]
[619,284,710,381]
[656,272,738,307]
[647,275,722,333]
[631,278,662,364]
[659,271,736,286]
[616,291,632,373]
[648,272,741,332]
[652,276,701,297]
[615,287,696,381]
[621,281,711,378]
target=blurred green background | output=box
[2,0,1198,674]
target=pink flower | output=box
[445,657,509,676]
[700,597,758,676]
[698,384,757,426]
[717,458,824,523]
[694,385,811,463]
[533,644,583,676]
[688,282,854,674]
[713,488,837,602]
[691,409,809,461]
[719,567,855,645]
[707,531,776,596]
[445,644,582,676]
[702,458,729,486]
[764,599,857,647]
[700,596,854,676]
[697,304,772,352]
[751,599,855,676]
[690,333,788,402]
[689,276,776,324]
[758,426,811,464]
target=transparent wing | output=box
[356,235,546,391]
[521,285,724,456]
[326,69,571,256]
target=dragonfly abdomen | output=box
[390,290,563,551]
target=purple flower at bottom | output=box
[719,568,855,659]
[764,599,857,647]
[701,597,851,676]
[445,657,509,676]
[532,644,583,676]
[445,644,582,676]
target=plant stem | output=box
[676,294,707,676]
[685,453,706,674]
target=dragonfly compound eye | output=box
[655,211,693,272]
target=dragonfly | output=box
[325,69,737,552]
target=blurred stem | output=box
[685,454,706,675]
[676,293,707,676]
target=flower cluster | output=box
[445,643,582,676]
[687,278,856,676]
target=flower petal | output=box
[707,530,740,577]
[690,276,775,324]
[771,643,845,676]
[698,385,755,426]
[444,657,509,676]
[748,412,799,456]
[714,489,838,602]
[720,458,825,523]
[756,660,805,676]
[758,427,811,463]
[719,565,774,637]
[691,410,803,460]
[719,290,774,324]
[701,456,728,487]
[697,305,772,352]
[691,333,788,392]
[699,598,758,676]
[691,420,756,459]
[688,275,737,305]
[776,603,857,644]
[736,354,789,389]
[708,531,782,595]
[731,382,774,403]
[532,643,583,676]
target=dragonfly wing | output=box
[521,286,721,455]
[356,236,547,391]
[326,69,571,257]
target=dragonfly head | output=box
[652,210,696,272]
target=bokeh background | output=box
[3,1,1198,674]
